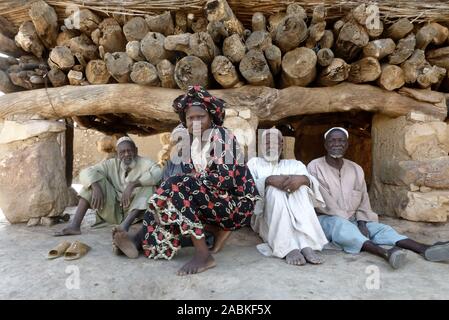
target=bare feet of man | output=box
[113,228,139,259]
[286,249,306,266]
[301,247,325,264]
[210,229,231,254]
[177,252,216,276]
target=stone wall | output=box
[371,113,449,222]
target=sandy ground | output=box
[1,208,449,300]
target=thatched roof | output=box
[2,0,449,28]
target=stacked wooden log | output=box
[2,0,449,94]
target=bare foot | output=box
[112,227,123,256]
[210,230,231,254]
[286,249,306,266]
[113,228,139,259]
[54,225,81,237]
[301,247,325,264]
[177,253,216,276]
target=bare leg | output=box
[396,239,429,255]
[362,241,407,269]
[54,198,89,236]
[177,236,216,276]
[204,224,231,254]
[301,247,325,264]
[285,249,306,266]
[112,227,142,259]
[119,209,143,232]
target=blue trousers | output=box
[318,215,408,254]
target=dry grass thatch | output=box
[1,0,449,28]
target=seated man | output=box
[55,136,162,236]
[248,128,328,266]
[307,127,449,269]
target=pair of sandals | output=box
[47,241,90,260]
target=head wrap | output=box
[324,127,349,140]
[172,85,226,126]
[116,136,135,148]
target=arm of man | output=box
[282,175,310,192]
[265,175,290,190]
[121,180,142,208]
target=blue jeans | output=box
[318,215,408,254]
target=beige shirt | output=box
[307,156,378,222]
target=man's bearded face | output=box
[117,141,137,167]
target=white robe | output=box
[247,157,328,258]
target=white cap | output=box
[116,136,134,147]
[324,127,349,139]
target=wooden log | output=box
[0,16,17,38]
[416,24,438,50]
[286,3,307,20]
[281,47,316,87]
[205,0,245,36]
[141,32,173,65]
[245,31,271,51]
[211,55,241,88]
[104,52,133,83]
[156,59,177,88]
[164,33,191,52]
[130,61,160,86]
[401,49,426,83]
[268,12,286,36]
[29,0,58,49]
[430,23,449,45]
[351,4,368,26]
[9,70,43,89]
[0,56,18,71]
[317,48,334,67]
[426,46,449,69]
[189,15,208,33]
[15,21,45,58]
[1,83,446,126]
[85,59,110,84]
[64,9,101,36]
[0,33,25,57]
[174,55,209,90]
[273,16,308,53]
[207,21,228,43]
[91,18,126,54]
[317,58,350,86]
[175,11,188,34]
[333,20,345,36]
[222,33,246,64]
[189,32,220,63]
[312,5,326,24]
[67,69,84,85]
[318,30,334,49]
[112,13,129,27]
[56,27,79,46]
[363,38,395,59]
[69,34,99,63]
[48,46,75,70]
[377,64,405,91]
[126,41,145,61]
[306,22,326,48]
[335,19,369,61]
[145,11,175,36]
[416,65,446,89]
[366,20,384,39]
[388,33,416,65]
[385,18,413,41]
[123,17,149,42]
[252,12,266,32]
[348,57,381,83]
[0,70,22,93]
[264,44,282,75]
[47,68,68,87]
[240,49,274,87]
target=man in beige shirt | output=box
[308,127,449,269]
[55,136,162,236]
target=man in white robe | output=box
[248,129,328,265]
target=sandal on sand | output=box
[424,241,449,262]
[64,241,90,261]
[48,241,71,259]
[389,249,407,269]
